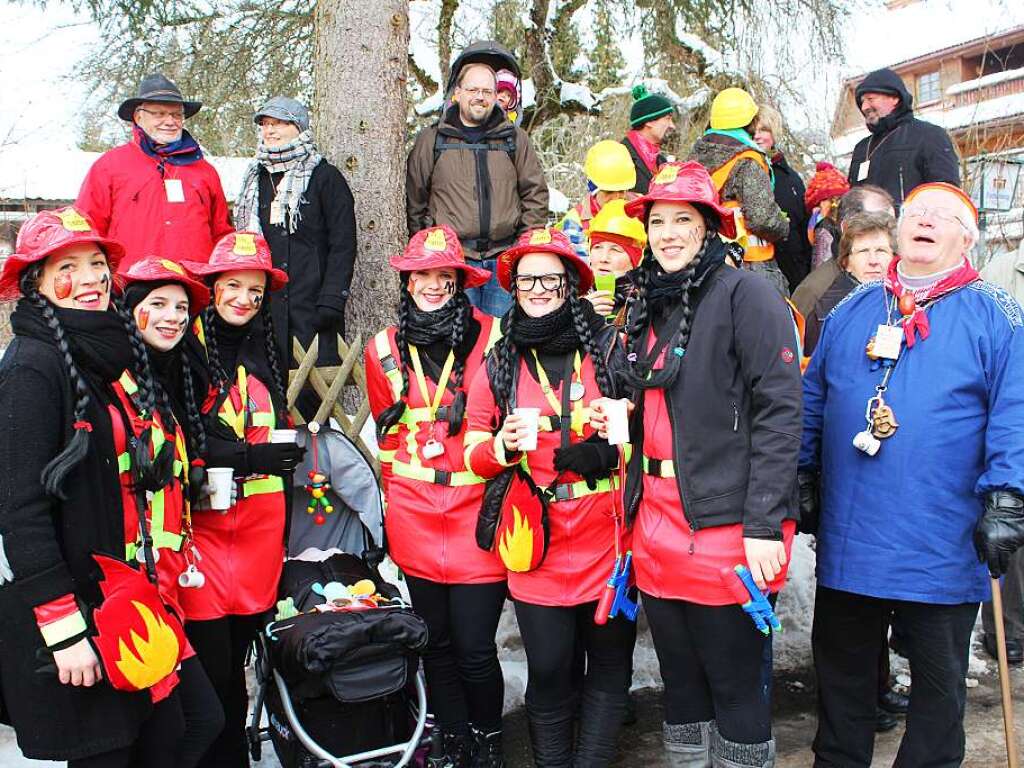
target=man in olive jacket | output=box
[406,61,548,316]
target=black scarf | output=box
[11,300,131,384]
[867,102,912,137]
[405,296,460,346]
[509,300,580,354]
[647,235,728,312]
[212,311,254,375]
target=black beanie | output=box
[629,84,675,128]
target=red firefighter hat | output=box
[496,228,595,294]
[389,224,491,288]
[0,207,126,301]
[120,257,211,313]
[624,161,737,240]
[182,231,288,291]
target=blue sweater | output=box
[800,279,1024,604]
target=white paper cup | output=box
[513,407,541,452]
[604,398,630,446]
[206,467,234,510]
[270,428,298,444]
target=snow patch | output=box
[674,29,734,76]
[559,80,596,110]
[548,186,570,215]
[414,88,445,117]
[947,67,1024,96]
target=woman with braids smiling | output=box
[364,225,506,768]
[604,162,802,768]
[181,231,303,768]
[0,208,189,766]
[464,227,632,768]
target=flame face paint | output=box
[214,284,224,307]
[251,292,263,308]
[138,308,150,331]
[99,272,111,294]
[444,280,456,295]
[53,273,73,300]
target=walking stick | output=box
[991,576,1020,768]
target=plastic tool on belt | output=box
[720,564,783,636]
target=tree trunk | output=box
[314,1,408,348]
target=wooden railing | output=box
[286,333,379,474]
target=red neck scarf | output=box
[883,257,979,347]
[626,130,661,174]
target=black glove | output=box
[797,471,820,535]
[312,304,344,333]
[974,491,1024,577]
[246,442,305,475]
[554,440,617,490]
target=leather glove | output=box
[312,304,344,333]
[974,491,1024,577]
[246,442,305,475]
[554,440,617,490]
[797,471,821,535]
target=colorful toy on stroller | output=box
[248,423,430,767]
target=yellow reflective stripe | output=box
[484,318,503,354]
[118,370,138,396]
[642,455,677,478]
[252,413,276,428]
[126,530,183,562]
[39,610,87,648]
[538,407,592,433]
[493,435,519,467]
[549,474,621,503]
[118,451,131,472]
[374,330,403,401]
[399,406,436,426]
[390,459,486,487]
[463,430,492,468]
[378,449,396,464]
[243,476,285,497]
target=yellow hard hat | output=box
[588,199,646,248]
[709,87,759,131]
[583,140,637,192]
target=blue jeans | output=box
[465,257,513,318]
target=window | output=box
[917,71,941,103]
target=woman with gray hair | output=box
[235,96,357,372]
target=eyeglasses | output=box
[902,205,967,227]
[460,87,497,99]
[513,273,566,293]
[136,107,185,123]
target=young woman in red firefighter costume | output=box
[364,224,506,768]
[464,227,633,768]
[114,257,226,766]
[180,231,304,768]
[604,162,802,768]
[0,208,190,767]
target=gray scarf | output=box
[235,129,322,234]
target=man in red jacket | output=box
[76,73,233,270]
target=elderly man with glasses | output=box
[76,72,232,269]
[799,181,1024,767]
[406,52,548,317]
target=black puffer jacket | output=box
[771,153,812,291]
[848,68,960,209]
[623,249,803,538]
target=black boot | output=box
[471,725,504,768]
[426,728,474,768]
[526,699,575,768]
[573,689,627,768]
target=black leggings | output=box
[67,690,185,768]
[405,575,507,733]
[186,613,264,768]
[514,599,636,707]
[642,592,773,744]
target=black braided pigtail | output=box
[446,288,472,434]
[260,300,288,423]
[619,258,652,391]
[566,267,615,398]
[375,290,413,440]
[180,351,208,460]
[488,332,519,416]
[20,273,92,499]
[202,304,229,388]
[114,298,175,492]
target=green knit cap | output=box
[629,84,675,128]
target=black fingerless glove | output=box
[554,438,618,490]
[974,491,1024,577]
[246,442,305,475]
[797,471,821,535]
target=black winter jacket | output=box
[258,160,357,366]
[848,68,960,209]
[0,303,151,760]
[623,258,803,539]
[621,135,667,194]
[771,153,812,291]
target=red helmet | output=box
[182,231,288,291]
[120,257,212,313]
[389,224,491,288]
[0,207,126,301]
[496,228,594,294]
[624,161,737,239]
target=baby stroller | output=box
[248,424,431,768]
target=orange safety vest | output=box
[710,150,775,263]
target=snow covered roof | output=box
[0,146,252,203]
[947,67,1024,97]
